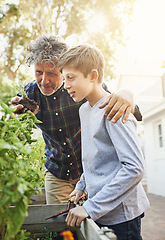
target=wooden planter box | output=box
[22,189,116,239]
[22,203,117,240]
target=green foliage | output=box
[0,102,44,240]
[15,229,30,240]
[0,0,135,83]
[0,80,18,105]
[24,136,45,189]
[13,80,29,98]
[40,227,57,240]
[0,2,31,81]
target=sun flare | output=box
[116,0,165,75]
[87,14,105,33]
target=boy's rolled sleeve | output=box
[75,173,86,192]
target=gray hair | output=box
[26,35,68,67]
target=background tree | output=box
[0,0,135,88]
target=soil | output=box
[17,96,38,114]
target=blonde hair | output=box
[59,44,105,82]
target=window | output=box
[158,123,163,147]
[153,120,164,158]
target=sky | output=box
[115,0,165,76]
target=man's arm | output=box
[99,88,142,123]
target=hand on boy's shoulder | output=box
[99,90,134,123]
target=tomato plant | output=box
[0,102,43,240]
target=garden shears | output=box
[45,195,86,221]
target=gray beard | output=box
[39,85,62,96]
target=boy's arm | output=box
[75,173,86,194]
[82,116,146,221]
[99,88,142,123]
[65,176,87,229]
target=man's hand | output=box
[99,89,134,123]
[65,206,88,229]
[11,96,24,114]
[11,96,39,115]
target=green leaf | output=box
[0,194,11,208]
[7,200,28,238]
[17,183,28,195]
[0,140,18,151]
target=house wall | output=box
[117,74,165,196]
[116,74,163,114]
[143,108,165,197]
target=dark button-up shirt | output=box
[24,80,84,180]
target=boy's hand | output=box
[70,189,84,204]
[65,206,88,229]
[99,89,134,123]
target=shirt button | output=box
[70,162,73,165]
[63,142,66,145]
[67,155,70,157]
[67,173,69,176]
[67,170,70,172]
[59,129,62,132]
[53,97,56,100]
[62,89,64,92]
[56,113,58,115]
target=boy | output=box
[59,44,149,240]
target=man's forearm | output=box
[134,105,142,121]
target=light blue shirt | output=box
[76,97,149,225]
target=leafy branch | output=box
[0,102,42,240]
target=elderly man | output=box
[11,36,141,204]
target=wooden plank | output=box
[79,218,117,240]
[23,203,73,224]
[22,203,74,233]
